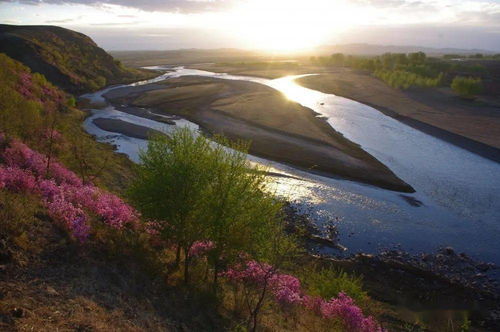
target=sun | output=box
[227,0,353,52]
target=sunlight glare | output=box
[228,0,355,52]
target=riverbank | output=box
[102,75,414,192]
[283,204,500,331]
[296,68,500,163]
[284,204,500,331]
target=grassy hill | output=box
[0,24,153,93]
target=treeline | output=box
[443,53,500,60]
[310,52,444,89]
[310,52,484,97]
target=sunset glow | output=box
[0,0,499,50]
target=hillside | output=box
[1,48,404,331]
[0,24,153,93]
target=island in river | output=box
[96,75,414,192]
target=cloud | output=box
[0,0,241,13]
[90,21,145,26]
[457,10,500,26]
[3,19,20,24]
[45,18,74,23]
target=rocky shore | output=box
[283,204,500,330]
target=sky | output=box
[1,0,499,51]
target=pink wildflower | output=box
[222,261,385,332]
[0,166,37,192]
[0,138,140,241]
[189,241,215,257]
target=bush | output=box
[128,128,294,284]
[451,76,482,99]
[373,69,443,89]
[303,268,367,304]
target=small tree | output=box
[128,128,298,286]
[200,136,289,288]
[128,129,215,283]
[451,76,482,99]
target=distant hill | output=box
[314,43,496,56]
[0,24,153,93]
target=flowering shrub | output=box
[3,140,82,186]
[304,293,381,332]
[222,260,304,305]
[143,221,162,236]
[45,194,89,242]
[41,84,64,104]
[42,128,63,142]
[93,192,138,228]
[189,241,216,257]
[222,260,384,332]
[17,71,65,107]
[0,166,37,192]
[0,138,139,242]
[18,72,35,100]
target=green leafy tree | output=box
[128,128,297,285]
[408,51,426,65]
[128,129,215,283]
[451,76,482,99]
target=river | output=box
[82,66,500,267]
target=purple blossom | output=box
[0,138,140,241]
[189,241,215,257]
[222,261,385,332]
[0,166,37,192]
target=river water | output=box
[82,66,500,265]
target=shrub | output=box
[128,128,292,284]
[222,261,382,332]
[373,70,443,89]
[303,268,367,304]
[451,76,482,99]
[0,138,138,242]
